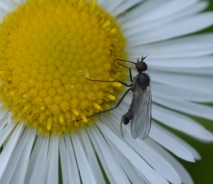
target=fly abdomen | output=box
[122,114,132,125]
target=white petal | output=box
[149,70,213,94]
[118,0,168,24]
[0,128,31,184]
[0,0,22,19]
[111,96,212,144]
[111,0,143,17]
[78,130,105,184]
[123,0,204,34]
[87,126,116,184]
[88,125,131,184]
[153,104,213,142]
[9,0,25,5]
[72,133,97,184]
[137,0,199,22]
[97,0,105,6]
[149,122,200,161]
[148,56,213,69]
[0,1,212,184]
[1,128,36,184]
[156,67,213,75]
[0,0,13,14]
[152,82,213,102]
[10,129,36,184]
[0,116,13,145]
[0,112,8,131]
[98,0,123,12]
[121,82,213,121]
[147,139,193,184]
[104,115,181,184]
[147,57,213,75]
[24,135,48,184]
[127,13,213,46]
[128,33,213,59]
[96,123,169,184]
[45,135,59,184]
[23,134,42,184]
[0,123,24,180]
[59,137,70,184]
[64,135,81,184]
[153,93,213,121]
[113,103,201,163]
[109,143,147,184]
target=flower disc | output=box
[0,0,127,135]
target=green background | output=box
[177,1,213,183]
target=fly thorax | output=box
[138,73,150,90]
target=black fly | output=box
[119,56,152,139]
[85,52,152,139]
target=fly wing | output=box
[130,84,152,139]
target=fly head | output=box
[135,55,148,73]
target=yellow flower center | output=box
[0,0,126,135]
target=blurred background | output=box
[176,1,213,183]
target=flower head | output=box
[0,0,213,184]
[0,0,127,135]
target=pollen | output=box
[0,0,127,135]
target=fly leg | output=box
[120,116,124,137]
[86,78,132,87]
[76,88,132,122]
[110,49,135,82]
[86,88,132,118]
[114,61,133,82]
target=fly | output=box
[83,51,152,139]
[119,56,152,139]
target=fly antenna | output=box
[141,55,148,62]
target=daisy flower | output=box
[0,0,213,184]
